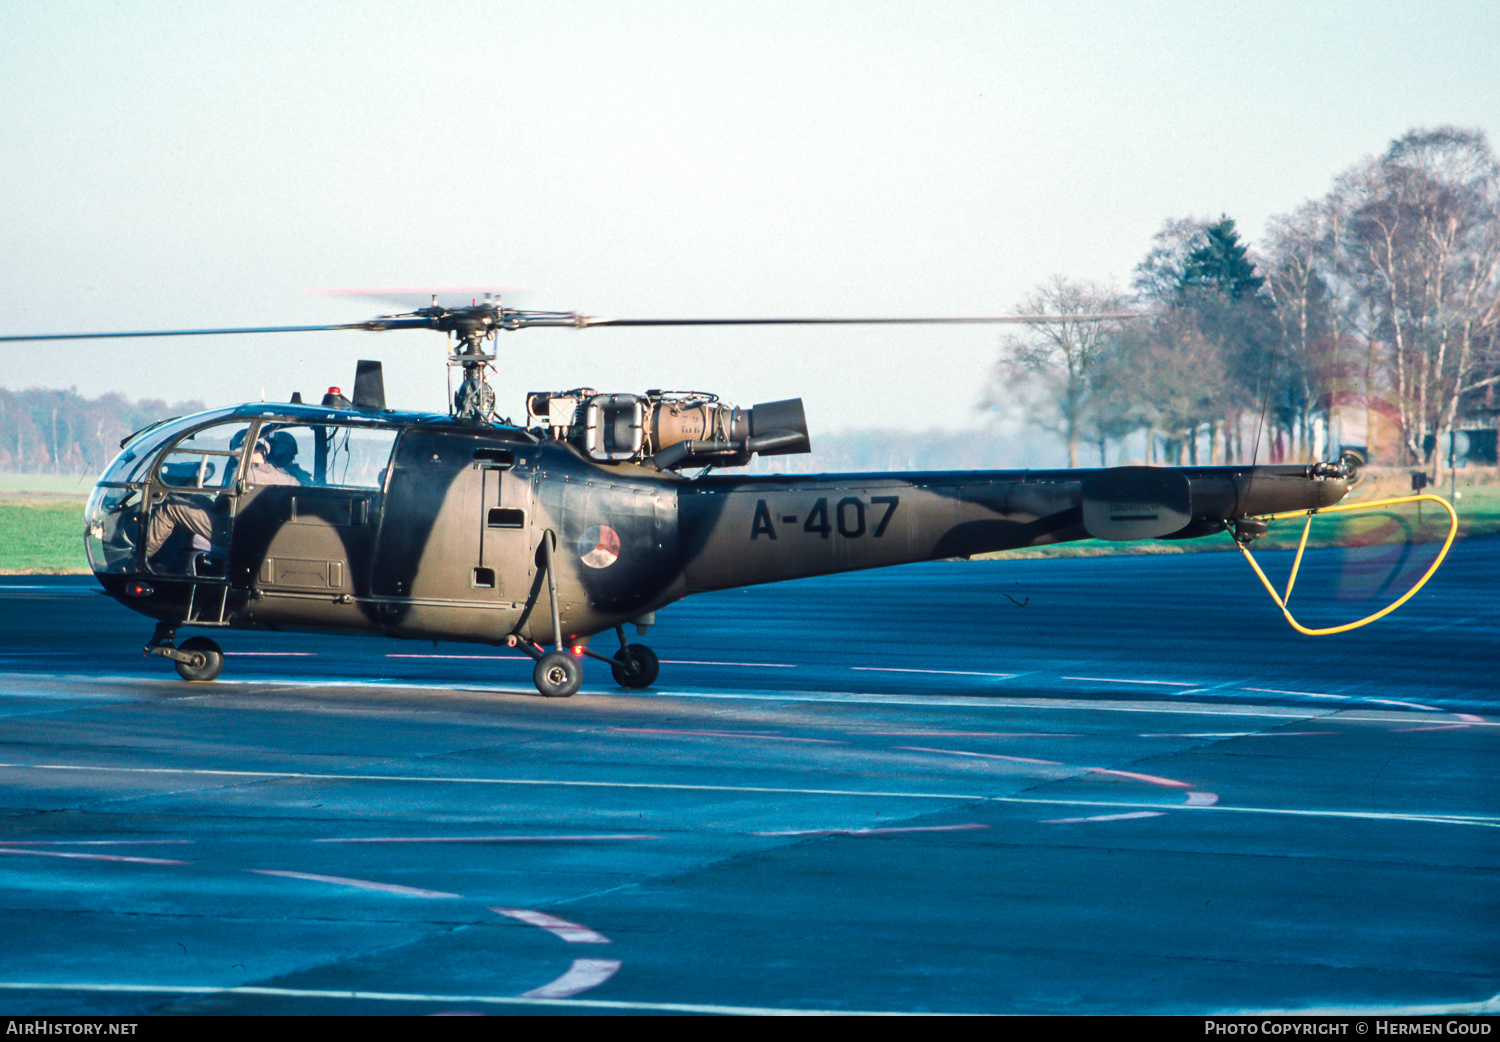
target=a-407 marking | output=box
[750,495,900,540]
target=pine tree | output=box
[1180,217,1265,301]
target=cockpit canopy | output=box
[86,407,402,575]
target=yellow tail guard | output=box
[1233,494,1458,636]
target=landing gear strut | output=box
[509,531,661,697]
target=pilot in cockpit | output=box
[146,436,297,570]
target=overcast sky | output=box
[2,1,1497,435]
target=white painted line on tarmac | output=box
[752,824,989,837]
[37,673,1368,718]
[897,746,1194,788]
[0,761,1003,800]
[6,761,1497,826]
[611,727,843,744]
[1138,731,1335,738]
[492,907,611,944]
[1367,698,1442,711]
[1388,723,1474,733]
[1042,811,1164,824]
[858,730,1081,738]
[386,654,530,660]
[851,667,1017,678]
[0,839,192,846]
[1002,796,1500,828]
[521,959,621,999]
[660,660,798,668]
[1063,676,1198,686]
[1243,687,1347,699]
[1184,792,1219,807]
[0,981,951,1015]
[0,846,189,865]
[896,745,1064,767]
[250,869,461,898]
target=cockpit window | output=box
[257,424,396,490]
[157,422,254,489]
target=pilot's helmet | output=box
[268,430,298,466]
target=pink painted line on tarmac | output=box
[251,869,461,898]
[1456,714,1487,723]
[1086,768,1192,788]
[611,727,842,744]
[1388,724,1473,733]
[491,908,611,944]
[1042,811,1165,824]
[752,823,990,837]
[0,847,188,865]
[223,652,316,657]
[1184,791,1219,807]
[521,958,621,998]
[896,746,1064,766]
[317,834,659,844]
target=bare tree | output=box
[986,276,1128,467]
[1332,127,1500,475]
[1129,216,1275,464]
[1132,217,1213,304]
[1260,200,1343,460]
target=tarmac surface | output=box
[0,536,1496,1015]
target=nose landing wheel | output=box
[174,636,225,682]
[533,650,583,698]
[145,624,225,682]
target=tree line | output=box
[0,387,205,475]
[990,127,1500,476]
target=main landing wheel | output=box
[533,650,583,698]
[611,644,660,689]
[175,636,224,682]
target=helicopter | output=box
[0,295,1449,697]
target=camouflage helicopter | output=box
[0,296,1449,697]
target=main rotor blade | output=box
[572,313,1138,328]
[0,319,430,343]
[0,310,1141,342]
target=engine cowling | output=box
[525,390,810,468]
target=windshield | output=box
[96,411,237,486]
